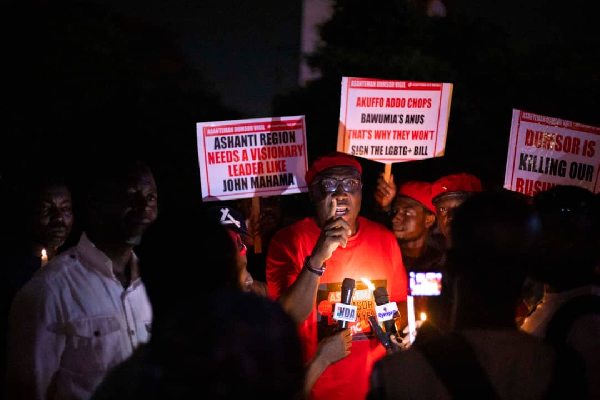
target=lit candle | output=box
[420,312,427,322]
[41,248,48,267]
[361,277,375,294]
[361,277,376,305]
[407,295,416,345]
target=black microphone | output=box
[368,316,393,350]
[338,278,356,330]
[373,286,398,335]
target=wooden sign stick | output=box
[384,164,392,184]
[252,196,262,253]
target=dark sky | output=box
[3,0,310,217]
[6,0,598,196]
[80,0,304,118]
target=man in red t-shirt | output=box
[266,152,408,400]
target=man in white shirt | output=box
[5,159,158,400]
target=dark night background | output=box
[3,0,600,230]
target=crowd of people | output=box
[1,151,599,399]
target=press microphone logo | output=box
[333,303,358,322]
[375,302,399,322]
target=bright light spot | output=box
[420,312,427,321]
[361,277,375,291]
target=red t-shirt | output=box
[267,216,407,400]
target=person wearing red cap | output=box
[385,181,447,348]
[206,204,269,296]
[266,151,408,400]
[391,181,442,273]
[430,172,482,249]
[369,190,587,400]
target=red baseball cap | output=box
[305,152,362,185]
[396,181,435,213]
[431,173,482,205]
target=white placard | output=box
[338,77,453,164]
[504,109,600,195]
[196,116,310,201]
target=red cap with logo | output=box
[305,152,362,185]
[397,181,435,213]
[431,173,482,205]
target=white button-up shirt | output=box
[5,233,153,400]
[521,285,600,400]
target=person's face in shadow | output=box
[434,196,465,241]
[258,196,283,235]
[392,196,435,242]
[98,168,158,246]
[229,229,252,292]
[236,196,283,240]
[29,183,73,250]
[238,252,253,292]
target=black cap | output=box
[206,205,250,238]
[533,185,596,236]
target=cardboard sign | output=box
[337,77,453,163]
[196,116,309,201]
[504,109,600,196]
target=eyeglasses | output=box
[315,177,362,193]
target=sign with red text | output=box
[337,77,453,164]
[504,109,600,196]
[196,116,309,201]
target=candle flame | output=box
[360,277,375,291]
[41,249,47,258]
[420,312,427,321]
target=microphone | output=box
[373,286,398,336]
[368,316,393,350]
[337,278,356,330]
[369,315,400,352]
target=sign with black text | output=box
[337,77,452,163]
[504,110,600,196]
[196,116,309,201]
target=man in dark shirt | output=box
[430,173,482,250]
[391,180,443,273]
[1,173,74,392]
[388,181,445,343]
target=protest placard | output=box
[337,77,453,166]
[504,109,600,196]
[196,116,309,202]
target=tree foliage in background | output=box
[6,0,242,213]
[275,0,600,189]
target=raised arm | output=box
[268,199,351,325]
[373,172,396,213]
